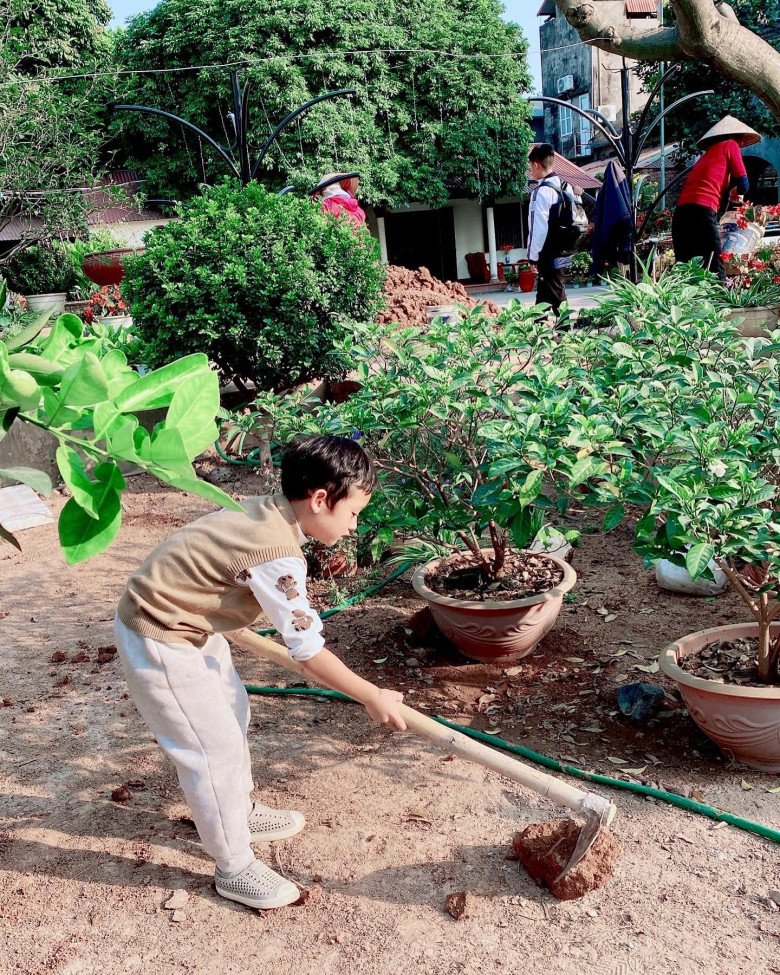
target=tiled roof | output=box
[529,145,603,190]
[537,1,556,14]
[625,0,658,16]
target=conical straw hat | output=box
[697,115,761,148]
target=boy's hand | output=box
[364,688,407,731]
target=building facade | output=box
[537,0,657,161]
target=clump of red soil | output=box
[512,818,622,900]
[376,265,500,327]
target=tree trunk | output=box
[551,0,780,121]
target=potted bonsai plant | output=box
[252,306,620,663]
[565,264,780,770]
[3,243,76,315]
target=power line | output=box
[1,38,615,89]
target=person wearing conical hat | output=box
[311,172,367,229]
[672,115,761,278]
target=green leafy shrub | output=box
[250,306,622,578]
[562,266,780,682]
[122,181,386,390]
[4,243,78,296]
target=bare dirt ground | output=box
[2,466,780,975]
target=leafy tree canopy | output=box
[3,0,112,72]
[113,0,532,208]
[0,0,116,258]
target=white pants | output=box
[114,616,255,875]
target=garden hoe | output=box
[227,628,621,900]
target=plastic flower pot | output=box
[411,551,576,664]
[659,622,780,772]
[518,269,536,293]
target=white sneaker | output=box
[248,802,305,841]
[215,859,300,910]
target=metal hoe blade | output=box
[555,803,614,881]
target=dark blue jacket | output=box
[591,160,633,276]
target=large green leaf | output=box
[0,466,52,494]
[686,542,715,581]
[6,351,63,386]
[58,491,122,564]
[517,469,544,508]
[569,456,605,488]
[56,446,101,519]
[57,352,109,408]
[38,314,82,360]
[164,370,220,457]
[149,467,244,510]
[4,308,53,352]
[142,427,196,477]
[114,354,211,412]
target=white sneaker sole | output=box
[249,813,306,842]
[215,880,300,910]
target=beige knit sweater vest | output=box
[117,493,304,646]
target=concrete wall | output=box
[539,3,650,159]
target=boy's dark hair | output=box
[529,143,555,168]
[281,435,377,507]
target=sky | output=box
[108,0,544,92]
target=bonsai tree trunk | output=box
[551,0,780,121]
[718,560,780,683]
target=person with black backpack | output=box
[527,144,588,314]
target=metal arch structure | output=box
[115,70,357,189]
[531,64,713,281]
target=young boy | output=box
[114,435,406,911]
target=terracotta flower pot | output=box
[411,551,576,664]
[82,248,143,288]
[659,622,780,772]
[518,269,536,293]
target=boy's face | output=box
[303,486,372,546]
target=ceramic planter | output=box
[82,248,143,288]
[411,551,576,664]
[725,305,780,338]
[26,293,66,315]
[659,622,780,772]
[96,315,133,329]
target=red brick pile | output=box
[375,265,500,327]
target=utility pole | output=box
[659,1,666,208]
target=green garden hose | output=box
[241,549,780,846]
[244,683,780,845]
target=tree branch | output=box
[551,0,780,120]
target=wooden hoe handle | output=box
[227,627,617,826]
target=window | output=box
[559,103,573,138]
[482,202,525,250]
[577,94,591,136]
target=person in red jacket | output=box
[672,115,761,278]
[311,172,367,229]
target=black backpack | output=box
[539,178,589,255]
